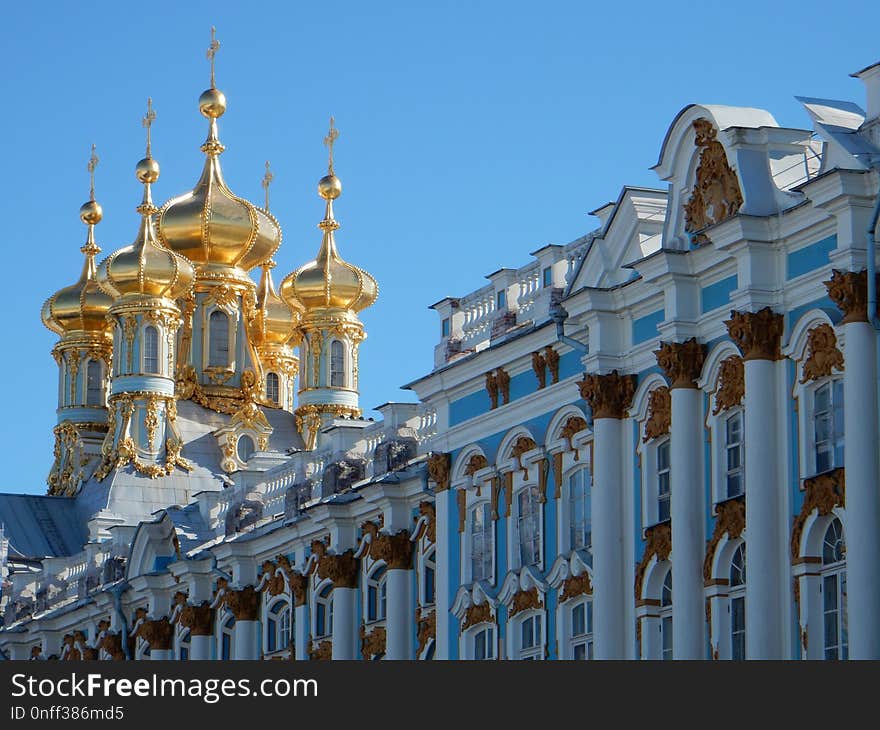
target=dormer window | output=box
[542,266,552,288]
[441,318,450,337]
[496,290,506,310]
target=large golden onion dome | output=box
[155,85,281,279]
[42,185,114,336]
[280,164,378,315]
[98,139,195,302]
[256,260,301,346]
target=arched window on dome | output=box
[821,518,848,660]
[143,326,159,374]
[330,340,345,387]
[209,310,230,368]
[86,360,104,406]
[730,544,746,661]
[266,372,280,405]
[237,435,255,463]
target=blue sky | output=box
[0,1,877,493]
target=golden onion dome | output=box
[42,146,114,336]
[97,140,195,302]
[155,86,281,277]
[255,260,301,346]
[41,200,114,336]
[280,166,378,315]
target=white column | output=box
[670,387,705,659]
[189,635,213,660]
[385,569,413,659]
[592,416,625,659]
[294,603,309,661]
[743,358,784,659]
[434,488,454,659]
[842,320,880,658]
[150,649,173,660]
[233,621,259,660]
[331,587,358,659]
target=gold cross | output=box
[142,97,156,157]
[207,26,220,88]
[324,116,339,175]
[87,144,99,200]
[262,160,274,211]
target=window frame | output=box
[467,501,495,584]
[85,359,105,406]
[314,582,334,640]
[330,339,346,388]
[265,371,280,405]
[821,517,848,660]
[514,484,544,570]
[143,324,160,375]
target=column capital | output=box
[577,370,636,419]
[724,307,783,361]
[654,338,707,388]
[824,269,879,325]
[178,601,214,636]
[316,548,360,589]
[369,529,414,570]
[226,586,260,621]
[137,618,174,651]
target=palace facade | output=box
[2,50,880,661]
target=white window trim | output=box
[202,303,238,375]
[464,623,497,661]
[461,493,495,586]
[141,322,163,376]
[507,477,544,572]
[708,405,745,505]
[312,579,334,640]
[507,609,545,660]
[263,595,292,657]
[556,450,593,556]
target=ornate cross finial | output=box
[324,116,339,175]
[142,97,156,158]
[207,26,220,88]
[87,144,99,201]
[262,160,274,211]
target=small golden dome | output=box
[256,261,301,347]
[98,155,195,302]
[156,88,280,277]
[281,172,377,315]
[42,203,113,336]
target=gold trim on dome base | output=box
[294,403,361,450]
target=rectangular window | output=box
[814,381,844,474]
[661,615,673,660]
[519,614,543,659]
[657,440,671,522]
[725,411,744,498]
[569,468,592,551]
[496,290,506,310]
[571,601,593,660]
[474,627,495,660]
[518,488,542,567]
[823,571,848,660]
[471,504,494,582]
[441,318,450,337]
[424,564,435,605]
[542,266,553,288]
[731,595,746,660]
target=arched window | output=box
[814,380,844,474]
[177,629,191,661]
[517,486,542,567]
[660,568,673,661]
[315,584,334,639]
[220,615,235,661]
[568,467,591,552]
[209,310,230,367]
[266,600,292,654]
[422,549,436,606]
[821,518,848,660]
[570,599,593,660]
[730,544,746,661]
[517,612,543,660]
[724,411,744,498]
[330,340,345,387]
[86,360,104,405]
[143,325,159,374]
[237,435,255,463]
[366,566,387,623]
[266,372,280,404]
[470,503,493,583]
[656,438,671,522]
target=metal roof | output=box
[0,494,87,559]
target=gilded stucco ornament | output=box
[416,608,436,656]
[712,355,745,414]
[578,370,636,419]
[545,346,560,384]
[369,530,414,570]
[137,618,174,650]
[485,370,499,409]
[683,118,743,246]
[179,602,214,636]
[307,638,332,661]
[531,350,547,389]
[634,523,672,601]
[725,308,784,361]
[418,501,437,543]
[559,572,592,603]
[800,324,844,383]
[703,497,745,583]
[790,468,845,561]
[316,549,359,589]
[427,452,451,492]
[508,587,542,617]
[359,624,386,660]
[461,602,493,630]
[226,586,261,621]
[642,386,671,443]
[46,422,88,496]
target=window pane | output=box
[572,603,585,636]
[266,372,280,404]
[144,326,159,373]
[542,266,552,287]
[208,311,229,367]
[330,341,345,387]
